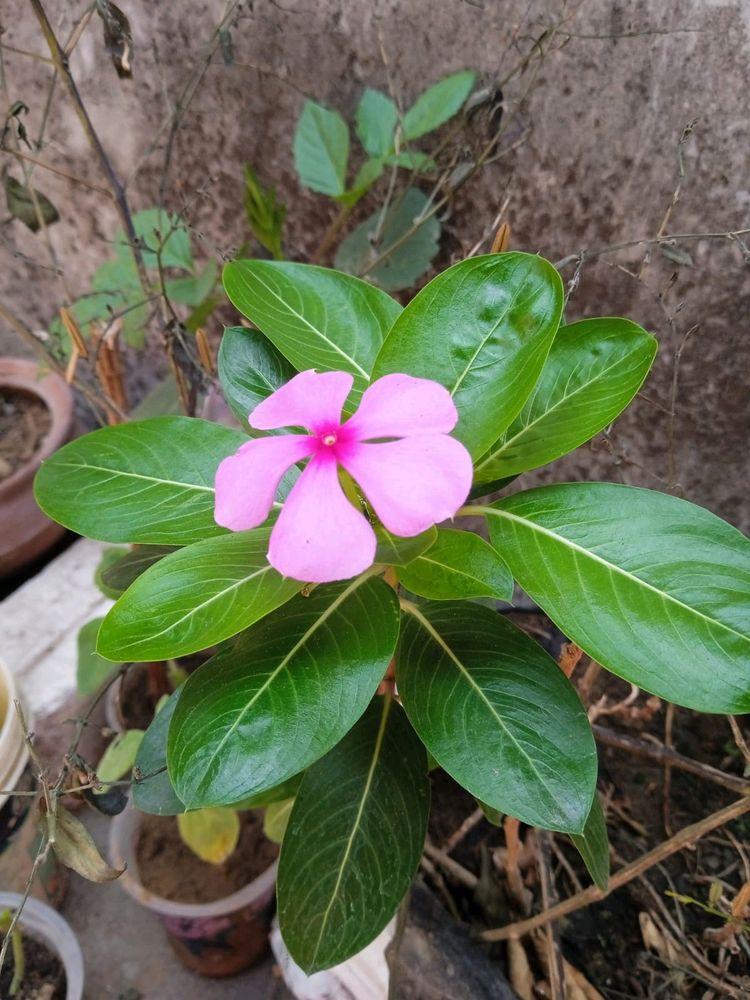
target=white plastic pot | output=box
[0,658,29,813]
[0,893,84,1000]
[109,806,278,977]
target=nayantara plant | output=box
[34,252,750,973]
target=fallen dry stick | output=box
[482,794,750,942]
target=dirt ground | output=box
[0,0,748,532]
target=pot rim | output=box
[0,358,74,496]
[109,805,278,920]
[0,892,84,1000]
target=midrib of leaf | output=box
[484,506,750,644]
[310,693,392,966]
[184,572,374,801]
[236,268,369,379]
[402,603,554,798]
[474,352,636,475]
[112,557,281,652]
[448,259,538,398]
[410,553,500,591]
[52,461,214,492]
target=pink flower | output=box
[215,370,473,583]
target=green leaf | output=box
[334,186,440,293]
[277,696,429,974]
[244,163,286,260]
[474,318,657,482]
[397,602,597,833]
[96,729,144,784]
[401,70,476,140]
[223,260,401,406]
[165,259,218,306]
[217,325,297,428]
[77,618,121,696]
[374,525,437,566]
[293,100,350,196]
[167,575,399,808]
[94,546,129,599]
[100,545,179,598]
[355,88,398,156]
[570,793,609,890]
[116,207,193,271]
[383,150,437,171]
[177,808,240,864]
[34,417,246,544]
[372,253,564,457]
[264,798,294,844]
[347,156,386,201]
[132,689,186,815]
[485,483,750,713]
[397,528,513,601]
[98,528,301,662]
[233,772,303,810]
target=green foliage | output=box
[571,794,610,890]
[223,260,401,407]
[396,527,513,601]
[294,100,350,197]
[35,249,750,974]
[397,603,597,833]
[96,729,144,784]
[167,576,399,808]
[77,617,121,696]
[217,325,297,428]
[373,253,564,457]
[277,696,429,973]
[244,164,286,259]
[49,207,217,353]
[401,71,476,140]
[334,186,441,292]
[485,484,750,712]
[35,417,246,544]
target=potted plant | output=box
[0,359,74,577]
[33,251,750,977]
[0,894,84,1000]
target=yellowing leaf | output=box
[177,808,240,865]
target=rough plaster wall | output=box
[1,0,749,529]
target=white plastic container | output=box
[0,893,84,1000]
[0,658,29,813]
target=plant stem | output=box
[481,794,750,942]
[29,0,149,296]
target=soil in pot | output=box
[0,928,66,1000]
[137,811,279,904]
[117,662,171,731]
[0,388,51,481]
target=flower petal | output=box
[249,369,354,433]
[215,434,314,531]
[344,373,458,441]
[268,454,376,583]
[339,435,473,536]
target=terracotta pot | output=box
[109,807,277,977]
[0,358,75,577]
[0,893,84,1000]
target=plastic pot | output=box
[0,892,84,1000]
[0,358,75,577]
[0,659,67,906]
[109,807,278,977]
[0,658,31,862]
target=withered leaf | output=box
[40,801,124,882]
[96,0,133,78]
[3,173,59,231]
